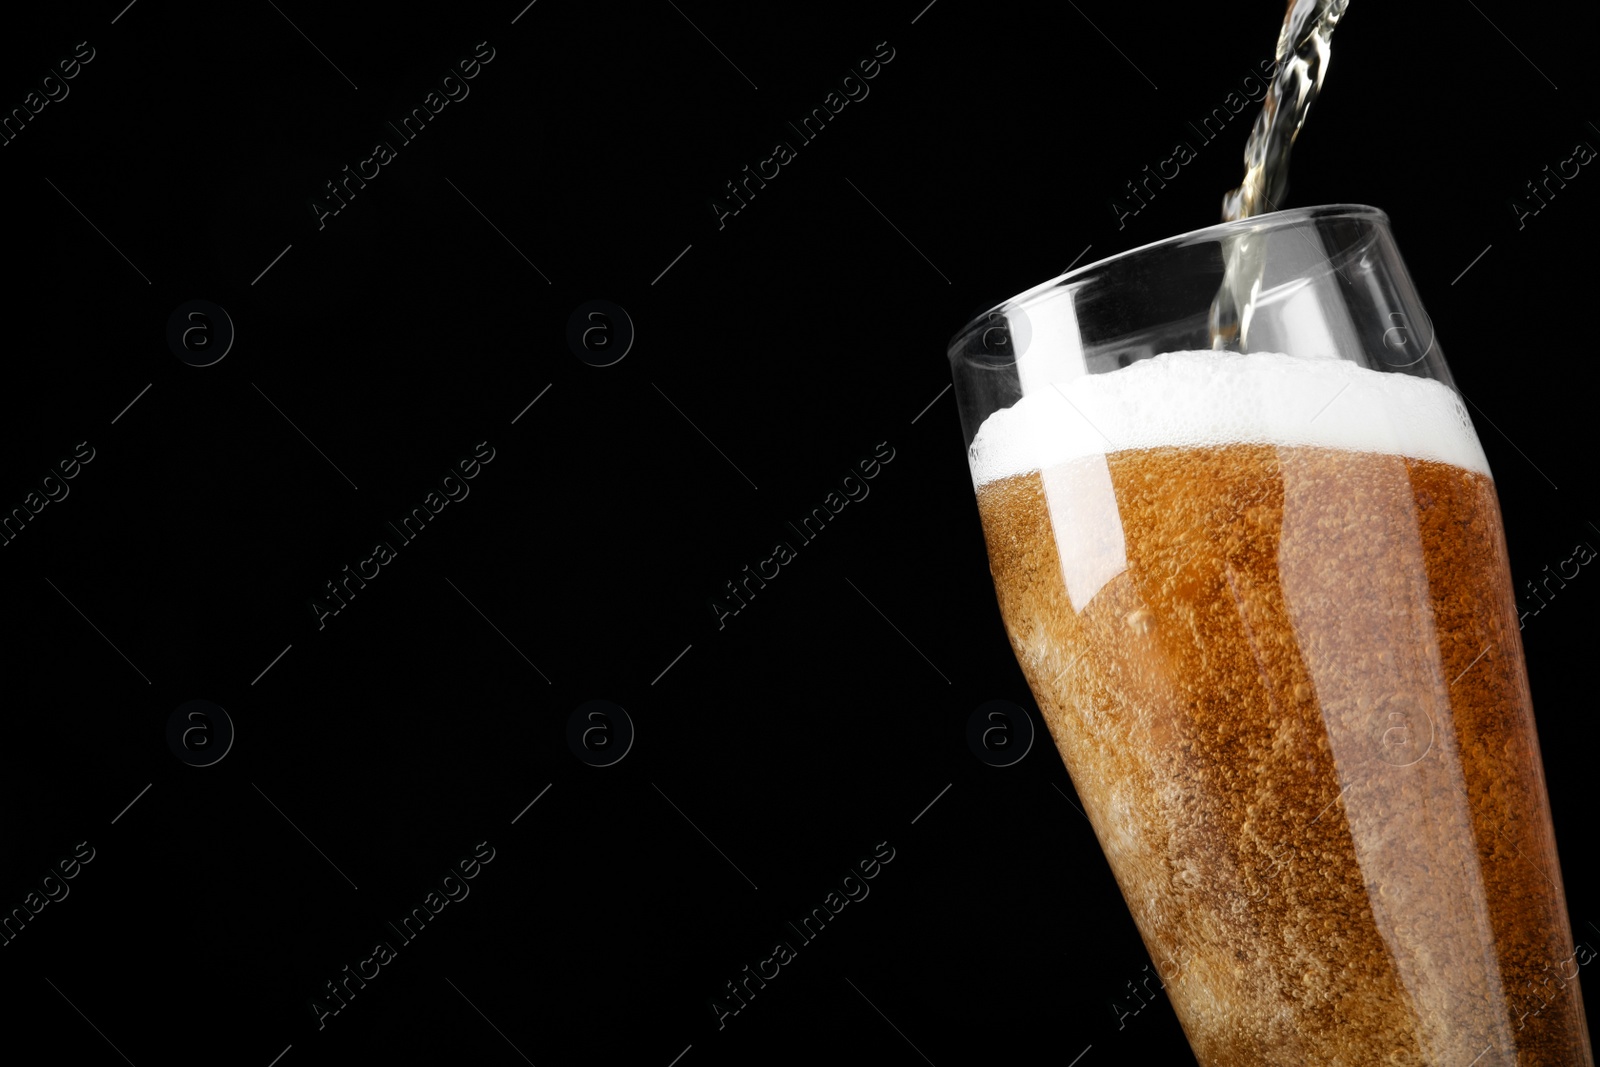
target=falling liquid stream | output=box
[1209,0,1351,350]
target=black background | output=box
[1,2,1596,1064]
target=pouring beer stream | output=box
[1210,0,1351,350]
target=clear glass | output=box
[949,205,1592,1066]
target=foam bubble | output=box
[968,351,1490,487]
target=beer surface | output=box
[967,350,1490,489]
[976,445,1591,1066]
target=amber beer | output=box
[972,352,1590,1065]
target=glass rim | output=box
[951,203,1391,348]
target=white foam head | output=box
[968,350,1491,488]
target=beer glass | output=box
[948,205,1591,1066]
